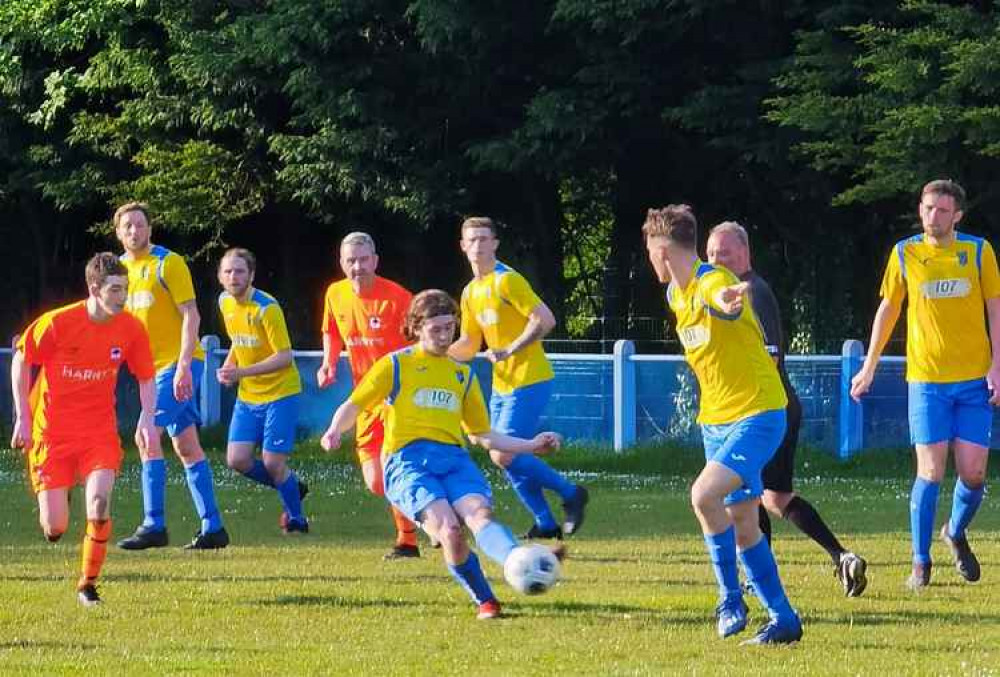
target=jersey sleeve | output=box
[980,240,1000,300]
[459,287,484,350]
[262,304,293,353]
[460,373,491,436]
[321,285,340,336]
[162,253,197,306]
[126,321,157,381]
[17,315,56,365]
[698,270,742,319]
[879,246,907,305]
[499,272,544,317]
[749,278,783,357]
[348,354,394,410]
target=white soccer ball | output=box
[503,544,561,595]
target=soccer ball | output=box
[503,544,561,595]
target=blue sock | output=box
[276,472,304,523]
[447,552,495,605]
[474,521,518,566]
[504,457,558,531]
[910,477,940,565]
[141,459,167,531]
[739,537,796,623]
[184,460,223,534]
[240,459,276,488]
[703,526,741,604]
[948,478,985,539]
[507,454,577,501]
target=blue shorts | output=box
[490,379,553,437]
[383,441,493,522]
[701,409,787,506]
[228,394,300,453]
[155,360,203,437]
[908,379,992,447]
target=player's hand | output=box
[987,366,1000,406]
[485,347,511,364]
[10,416,31,451]
[533,432,563,455]
[714,282,749,315]
[316,363,336,389]
[849,366,874,402]
[319,427,342,452]
[217,364,240,387]
[135,410,157,453]
[173,363,194,402]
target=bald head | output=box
[706,221,751,277]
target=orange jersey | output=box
[18,301,155,443]
[321,276,412,385]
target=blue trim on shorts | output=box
[228,393,300,453]
[907,379,991,447]
[489,379,553,437]
[701,409,787,505]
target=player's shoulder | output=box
[117,309,151,336]
[34,300,87,331]
[893,233,924,251]
[375,275,411,298]
[325,278,351,299]
[695,261,735,287]
[251,288,280,309]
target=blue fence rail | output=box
[2,338,977,457]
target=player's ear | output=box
[954,209,964,225]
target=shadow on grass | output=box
[0,572,365,585]
[0,639,100,651]
[248,594,451,610]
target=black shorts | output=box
[761,389,802,494]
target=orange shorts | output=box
[355,407,385,465]
[28,436,123,493]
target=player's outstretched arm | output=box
[488,302,556,363]
[10,350,32,450]
[850,297,902,401]
[448,333,480,362]
[468,430,562,455]
[134,378,158,454]
[320,401,361,451]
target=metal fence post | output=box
[839,339,864,459]
[201,334,221,427]
[613,339,636,451]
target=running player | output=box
[320,289,563,619]
[113,202,228,550]
[707,221,867,597]
[645,205,802,644]
[217,248,308,533]
[11,253,157,605]
[851,179,1000,589]
[449,217,588,540]
[317,232,419,558]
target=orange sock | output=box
[391,507,417,547]
[79,519,111,588]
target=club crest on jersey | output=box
[369,315,382,330]
[110,347,122,361]
[455,370,465,384]
[958,251,968,266]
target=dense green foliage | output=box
[3,2,1000,349]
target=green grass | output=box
[2,442,1000,675]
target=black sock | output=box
[758,503,772,546]
[782,495,845,565]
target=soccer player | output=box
[11,253,157,606]
[644,205,802,645]
[449,217,588,540]
[850,179,1000,589]
[320,289,564,619]
[217,248,308,533]
[318,232,420,559]
[707,221,867,597]
[113,202,228,550]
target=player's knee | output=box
[173,438,205,464]
[437,521,464,549]
[262,456,286,477]
[87,494,109,519]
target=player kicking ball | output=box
[11,253,158,606]
[320,290,564,619]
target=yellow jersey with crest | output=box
[667,260,787,425]
[348,345,491,455]
[880,232,1000,383]
[218,288,301,404]
[121,245,205,371]
[459,261,554,394]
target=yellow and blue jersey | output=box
[880,233,1000,383]
[348,345,491,455]
[667,260,787,425]
[218,288,301,404]
[121,245,205,371]
[459,262,554,394]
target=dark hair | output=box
[461,216,498,237]
[921,179,966,210]
[113,201,150,229]
[641,204,698,248]
[220,247,256,274]
[86,252,128,289]
[404,290,459,341]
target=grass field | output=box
[3,441,1000,675]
